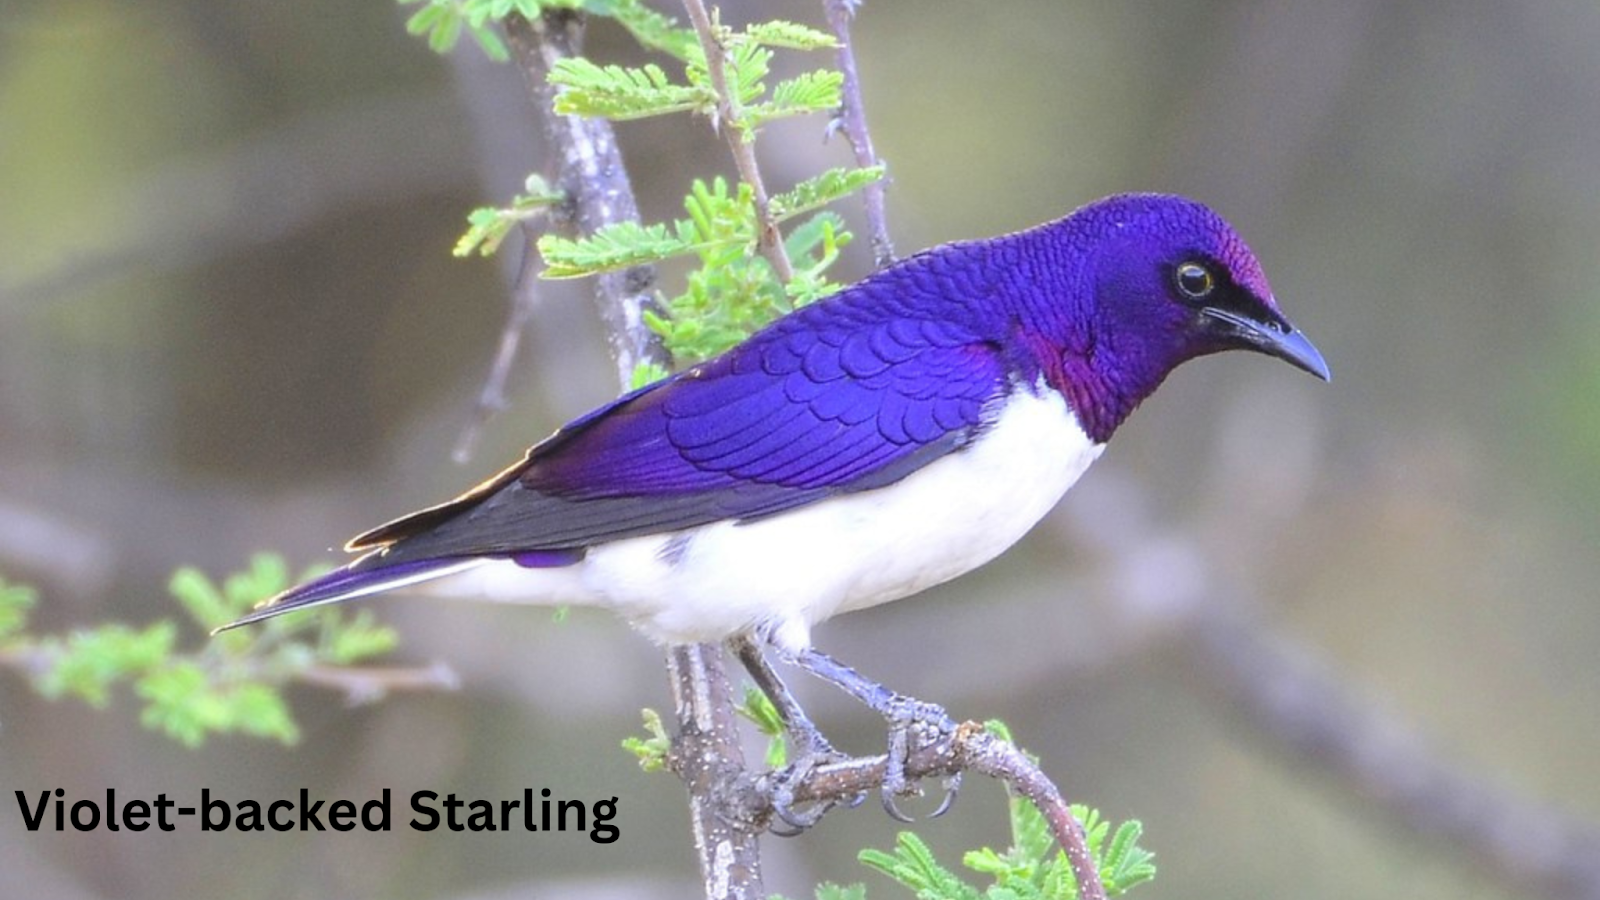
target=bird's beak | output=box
[1201,307,1331,382]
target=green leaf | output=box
[586,0,698,59]
[224,553,291,611]
[736,684,788,768]
[745,70,844,131]
[784,212,853,306]
[743,20,837,50]
[169,566,228,630]
[454,177,564,257]
[1009,790,1055,873]
[226,682,301,744]
[136,661,223,747]
[34,623,177,707]
[722,41,772,108]
[538,221,696,277]
[860,832,982,900]
[428,9,463,53]
[1100,820,1157,895]
[770,166,885,223]
[468,21,510,62]
[0,575,39,638]
[814,884,867,900]
[629,360,672,389]
[549,58,709,121]
[621,708,670,772]
[785,210,846,262]
[323,610,399,665]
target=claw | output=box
[930,772,962,818]
[766,746,859,835]
[784,646,967,825]
[880,791,916,823]
[770,791,828,835]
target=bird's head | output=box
[1030,194,1329,441]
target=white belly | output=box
[432,386,1102,652]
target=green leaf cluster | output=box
[455,175,565,257]
[398,0,694,63]
[1,556,400,747]
[736,683,789,769]
[854,722,1155,900]
[0,575,37,639]
[546,17,838,134]
[542,171,877,365]
[621,707,671,772]
[412,3,884,376]
[859,803,1155,900]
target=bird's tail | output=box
[213,554,486,634]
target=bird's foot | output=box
[879,694,962,822]
[765,743,866,836]
[785,645,964,822]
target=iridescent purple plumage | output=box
[223,193,1326,633]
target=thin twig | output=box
[294,661,461,705]
[822,0,895,268]
[682,0,796,283]
[453,223,546,463]
[0,644,459,708]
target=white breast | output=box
[432,385,1102,652]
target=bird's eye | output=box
[1174,262,1215,300]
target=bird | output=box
[222,192,1328,823]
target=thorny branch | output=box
[822,0,895,268]
[682,0,796,283]
[453,224,547,463]
[503,9,669,389]
[769,722,1106,900]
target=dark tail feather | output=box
[214,554,483,634]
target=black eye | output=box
[1174,262,1215,300]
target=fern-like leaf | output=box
[589,0,698,59]
[549,58,709,120]
[771,165,885,223]
[538,221,696,277]
[743,20,837,50]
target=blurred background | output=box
[3,1,1599,898]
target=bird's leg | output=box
[786,646,962,822]
[732,636,861,833]
[733,635,836,757]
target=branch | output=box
[452,228,546,462]
[747,721,1105,900]
[502,10,762,898]
[1189,598,1600,899]
[681,0,796,283]
[822,0,895,268]
[1051,471,1600,900]
[666,644,767,900]
[293,661,461,705]
[503,9,670,388]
